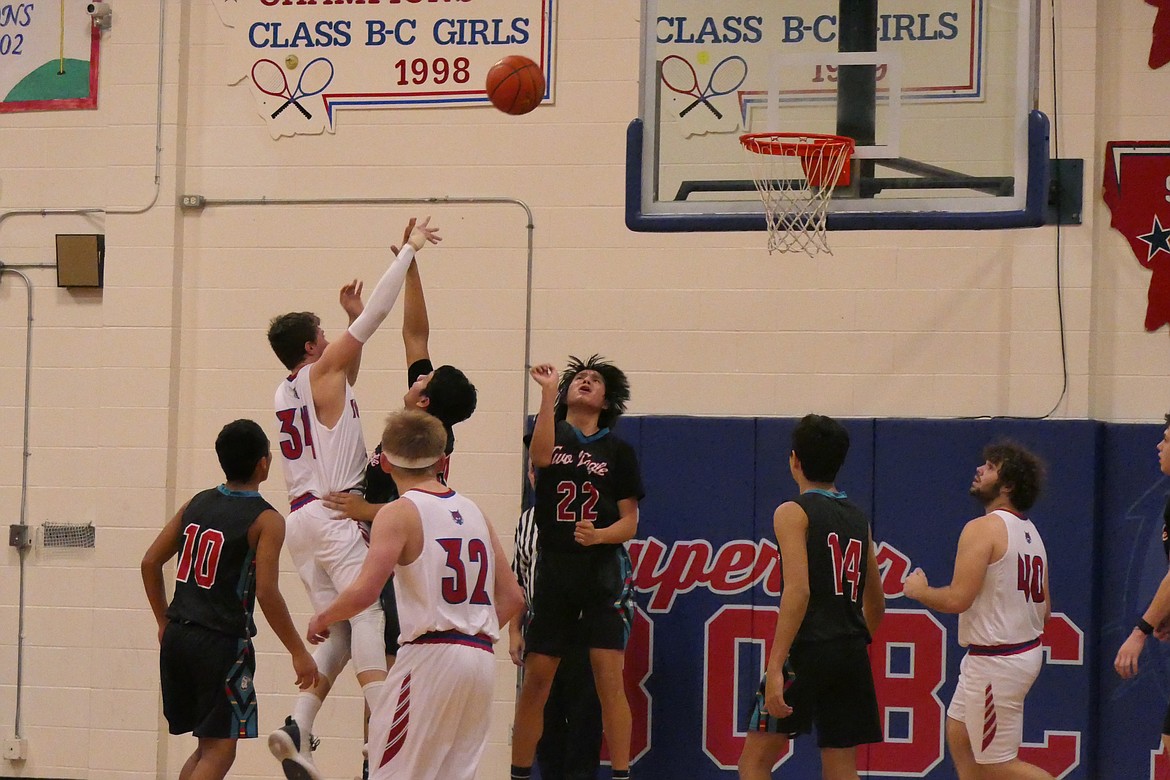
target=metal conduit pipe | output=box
[0,266,35,739]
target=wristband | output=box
[1138,618,1155,636]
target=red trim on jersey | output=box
[968,637,1041,656]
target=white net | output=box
[39,521,96,549]
[740,133,854,256]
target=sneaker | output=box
[268,716,324,780]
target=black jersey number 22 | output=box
[556,480,599,523]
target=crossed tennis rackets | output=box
[251,57,334,120]
[660,55,748,120]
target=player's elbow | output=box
[254,582,284,609]
[498,582,526,626]
[946,592,977,614]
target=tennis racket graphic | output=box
[272,57,334,120]
[660,55,748,120]
[251,58,309,120]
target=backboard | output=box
[626,0,1048,232]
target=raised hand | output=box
[391,217,416,256]
[406,216,441,252]
[339,279,364,322]
[529,363,559,390]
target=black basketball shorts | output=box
[160,621,257,739]
[525,548,634,657]
[747,635,881,749]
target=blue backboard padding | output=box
[605,415,1165,778]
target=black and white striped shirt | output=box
[512,508,538,608]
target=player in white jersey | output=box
[265,217,441,780]
[307,410,525,780]
[904,442,1054,780]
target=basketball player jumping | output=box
[265,217,440,780]
[904,442,1054,780]
[737,414,885,780]
[511,355,644,780]
[307,410,525,780]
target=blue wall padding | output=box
[573,416,1170,779]
[1097,423,1170,778]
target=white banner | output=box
[0,2,99,113]
[213,0,556,136]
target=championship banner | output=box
[0,2,100,113]
[652,0,987,130]
[1102,141,1170,331]
[211,0,556,137]
[609,417,1092,779]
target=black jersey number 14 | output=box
[827,532,863,602]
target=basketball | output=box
[485,55,545,116]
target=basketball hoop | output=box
[740,133,855,256]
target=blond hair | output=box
[381,409,446,471]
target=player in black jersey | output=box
[738,414,884,780]
[142,419,317,780]
[512,355,643,780]
[1116,413,1170,762]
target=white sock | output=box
[362,680,386,712]
[292,693,323,754]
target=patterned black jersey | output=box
[166,486,273,638]
[364,358,452,504]
[533,420,644,556]
[1162,495,1169,560]
[790,489,872,645]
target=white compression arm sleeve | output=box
[346,244,416,344]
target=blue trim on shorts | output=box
[407,629,494,653]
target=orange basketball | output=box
[485,55,545,115]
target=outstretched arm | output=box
[528,363,559,467]
[396,218,432,366]
[339,280,364,386]
[311,218,441,425]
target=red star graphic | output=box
[1149,0,1170,68]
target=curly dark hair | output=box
[983,441,1045,512]
[554,354,630,430]
[267,312,320,370]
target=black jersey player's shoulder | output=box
[186,485,273,517]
